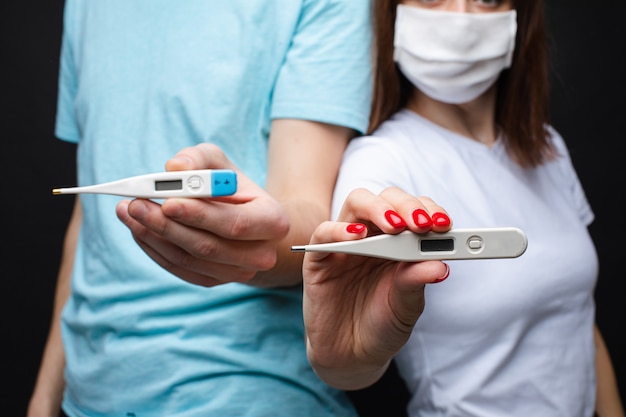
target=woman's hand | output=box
[302,187,452,390]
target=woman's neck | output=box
[406,86,499,146]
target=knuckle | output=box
[254,251,278,271]
[191,238,221,259]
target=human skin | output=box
[302,187,452,390]
[115,119,354,288]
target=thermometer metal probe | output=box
[291,227,527,261]
[52,169,237,199]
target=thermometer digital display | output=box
[155,180,183,192]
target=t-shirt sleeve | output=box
[270,0,373,134]
[549,127,595,226]
[331,135,409,220]
[55,1,80,144]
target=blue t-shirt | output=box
[56,1,372,416]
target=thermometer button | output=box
[467,236,483,251]
[187,176,203,192]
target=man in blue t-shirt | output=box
[28,2,372,416]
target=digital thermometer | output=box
[52,169,237,199]
[292,227,527,261]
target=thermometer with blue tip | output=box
[292,227,527,261]
[52,169,237,199]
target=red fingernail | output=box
[432,212,451,227]
[346,223,366,234]
[384,210,407,228]
[433,264,450,283]
[412,209,433,228]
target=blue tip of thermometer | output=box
[291,227,527,261]
[52,169,237,199]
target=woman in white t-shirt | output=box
[301,0,625,416]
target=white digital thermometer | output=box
[52,169,237,199]
[292,227,527,261]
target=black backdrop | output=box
[3,1,624,415]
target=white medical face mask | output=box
[393,5,517,104]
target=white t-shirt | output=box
[332,109,597,417]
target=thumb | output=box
[389,261,449,331]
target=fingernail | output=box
[432,212,451,227]
[346,223,366,234]
[384,210,407,228]
[128,199,149,219]
[433,263,450,283]
[412,209,433,228]
[169,155,193,167]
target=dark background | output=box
[3,1,624,415]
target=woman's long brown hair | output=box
[368,0,557,167]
